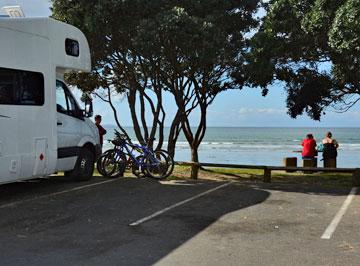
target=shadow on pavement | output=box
[200,168,354,196]
[0,175,107,204]
[0,178,269,265]
[244,181,354,196]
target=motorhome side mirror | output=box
[84,99,93,117]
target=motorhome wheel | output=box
[65,148,94,181]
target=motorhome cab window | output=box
[0,67,44,105]
[56,80,83,119]
[65,39,79,57]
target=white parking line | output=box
[129,181,233,226]
[0,179,118,209]
[321,187,358,240]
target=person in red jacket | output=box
[95,115,107,147]
[301,134,317,159]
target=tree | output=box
[235,0,360,120]
[137,2,260,178]
[52,0,261,179]
[52,0,171,150]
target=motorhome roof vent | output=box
[1,6,25,18]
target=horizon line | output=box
[102,125,360,129]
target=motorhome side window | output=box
[0,67,44,106]
[65,39,79,57]
[56,80,83,119]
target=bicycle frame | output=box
[113,141,161,169]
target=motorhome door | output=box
[56,80,83,171]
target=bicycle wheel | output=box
[101,149,127,178]
[144,150,169,179]
[157,149,174,178]
[131,155,147,178]
[96,149,113,176]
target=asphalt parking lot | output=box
[0,176,359,266]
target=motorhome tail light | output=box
[65,39,79,57]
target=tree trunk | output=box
[167,110,181,158]
[167,139,176,159]
[104,87,131,141]
[155,105,165,151]
[190,147,199,179]
[127,90,145,144]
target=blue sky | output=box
[2,0,360,127]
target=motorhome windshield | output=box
[0,67,44,106]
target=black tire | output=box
[65,148,95,181]
[96,149,114,176]
[158,149,174,178]
[96,154,106,176]
[101,150,127,178]
[144,150,169,180]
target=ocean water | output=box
[102,127,360,168]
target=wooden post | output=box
[324,158,337,168]
[263,168,271,183]
[283,157,297,172]
[353,169,360,186]
[302,158,317,174]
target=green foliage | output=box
[52,1,260,170]
[52,0,260,96]
[235,0,360,120]
[329,0,360,53]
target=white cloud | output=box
[238,107,286,115]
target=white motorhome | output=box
[0,18,101,184]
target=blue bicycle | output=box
[97,130,174,179]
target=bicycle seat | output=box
[111,138,126,146]
[114,130,130,141]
